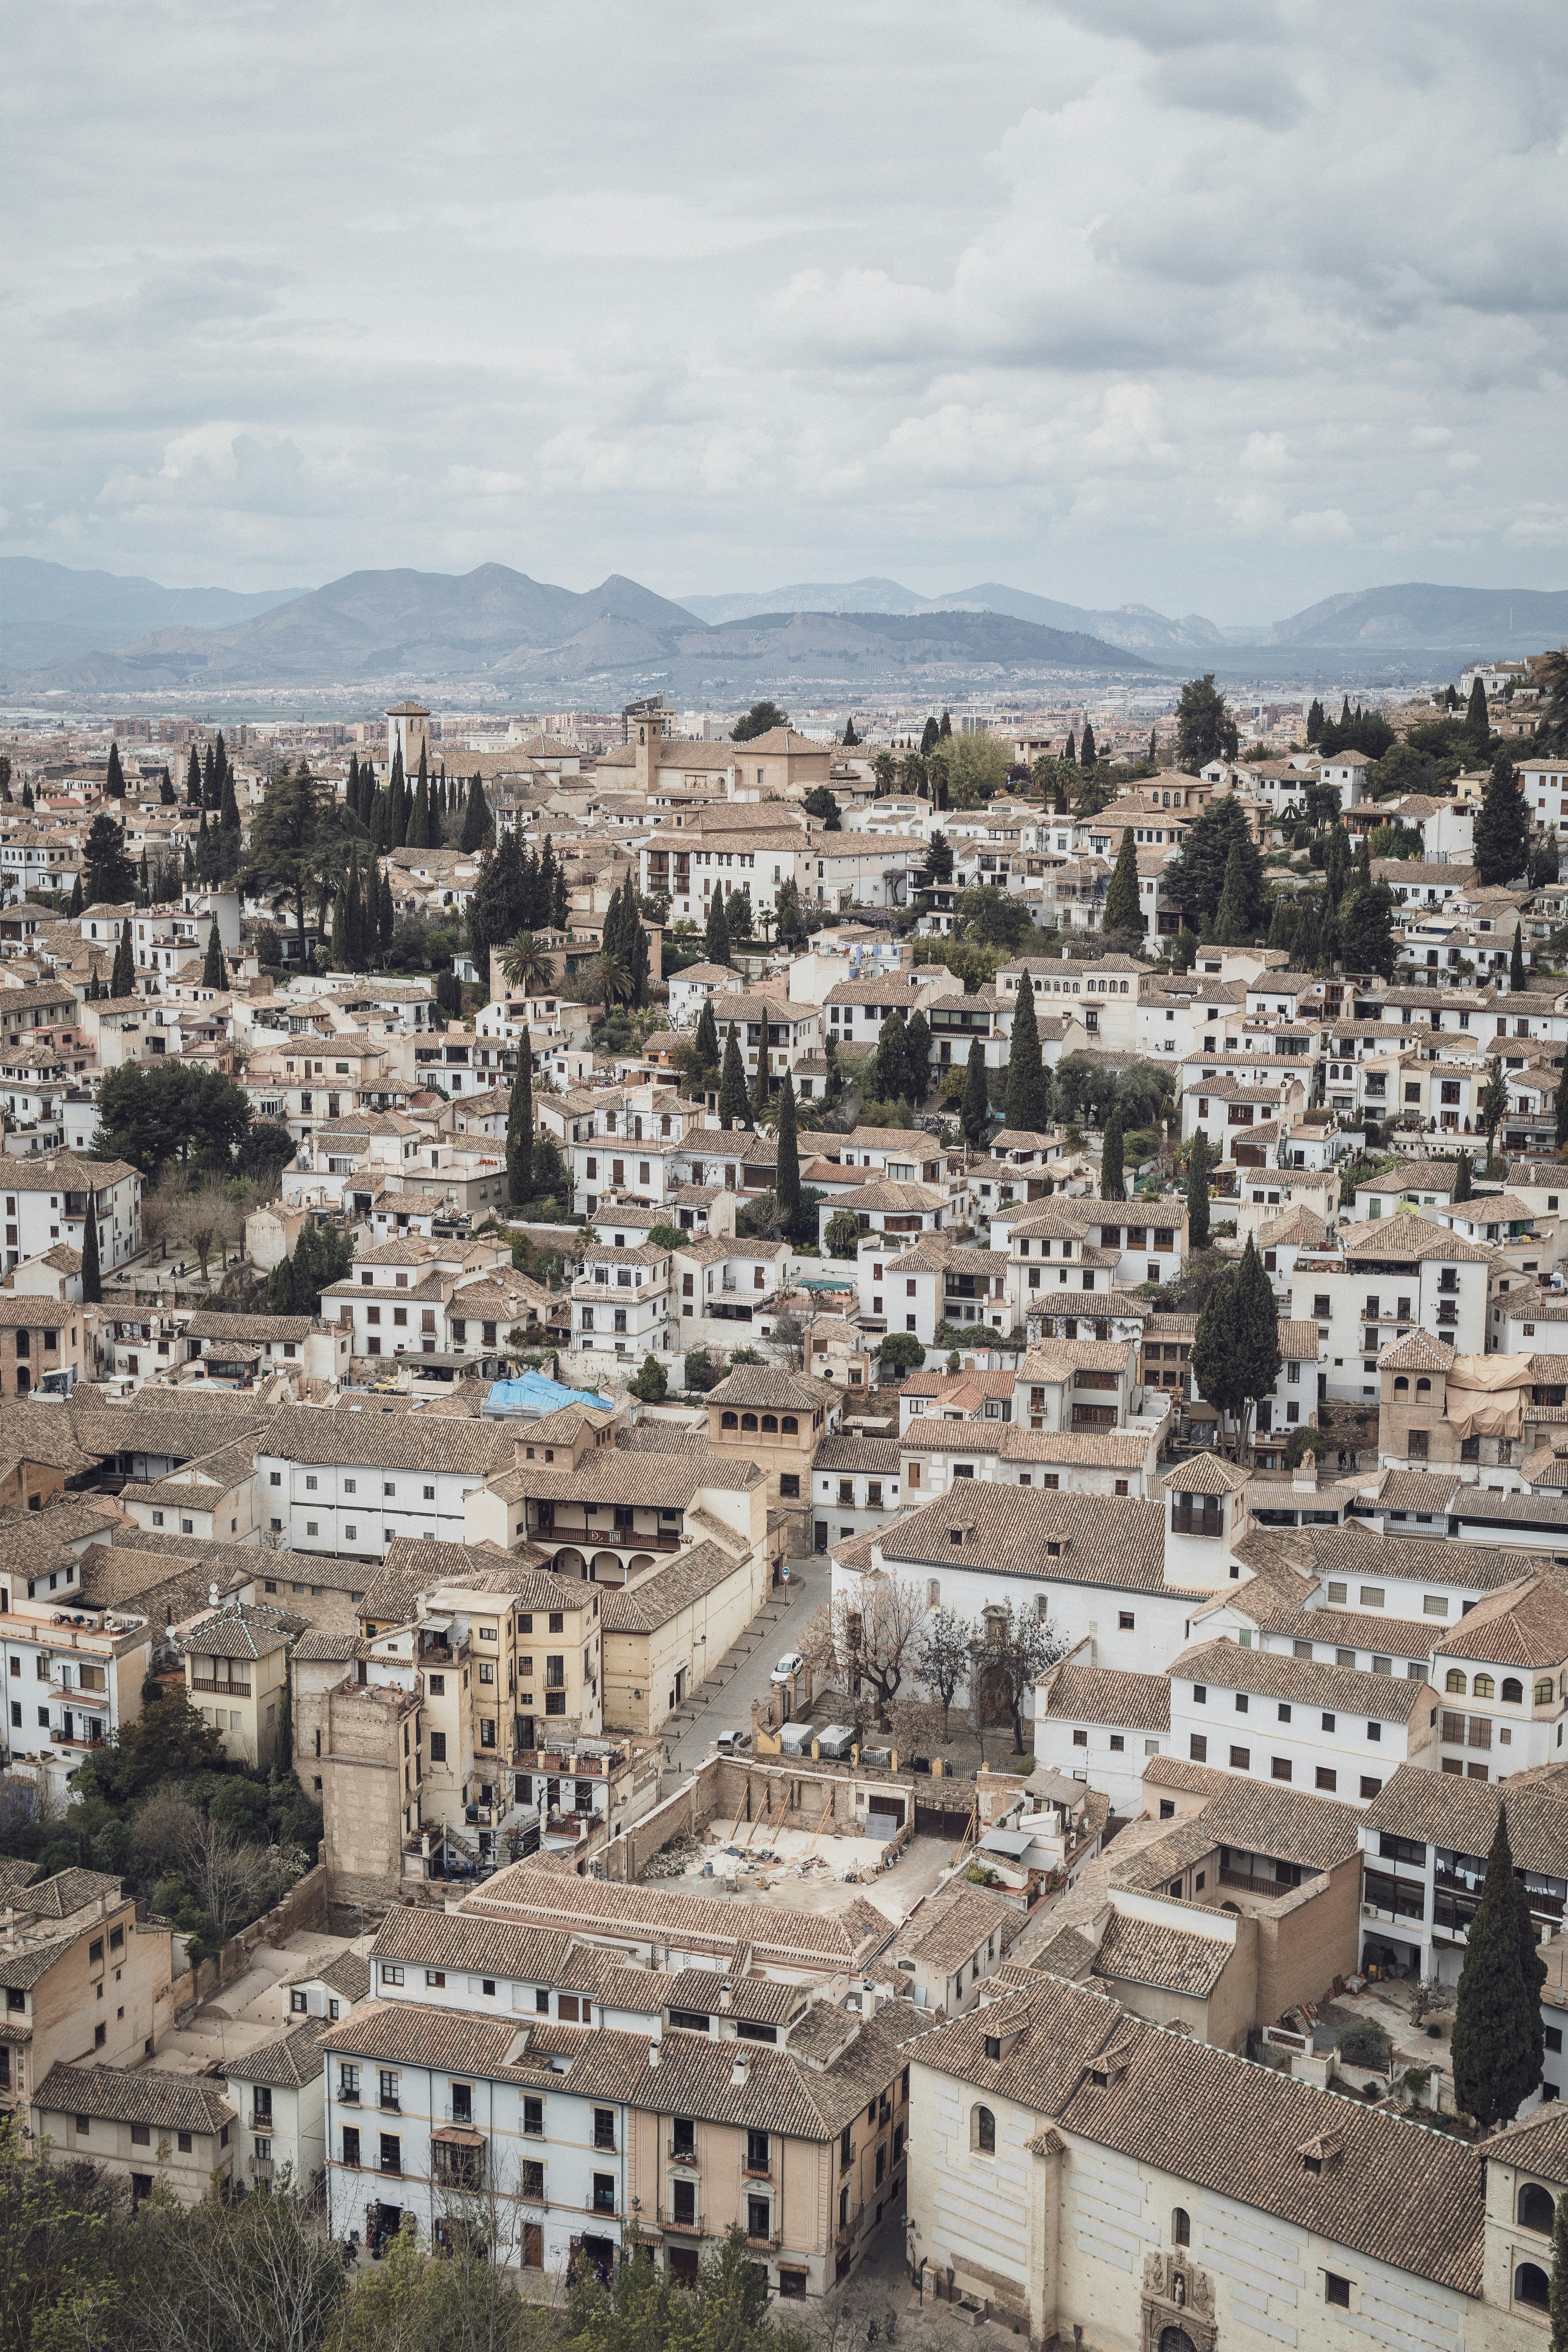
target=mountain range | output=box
[1,560,1563,698]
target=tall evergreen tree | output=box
[842,716,858,746]
[201,924,226,990]
[1265,894,1296,955]
[938,710,952,739]
[185,747,201,808]
[920,716,939,756]
[506,1047,534,1204]
[1293,893,1322,971]
[704,890,731,965]
[1063,731,1077,765]
[960,1034,989,1145]
[1187,1128,1210,1249]
[1211,839,1254,945]
[1003,972,1051,1134]
[1454,1148,1475,1201]
[329,873,350,968]
[1079,719,1097,769]
[904,1008,931,1104]
[1174,673,1239,770]
[775,1072,801,1238]
[67,872,83,918]
[1102,830,1142,936]
[218,768,241,838]
[1100,1107,1125,1201]
[1465,675,1491,746]
[717,1032,750,1129]
[1305,696,1325,744]
[80,1193,102,1304]
[693,996,720,1075]
[377,863,394,955]
[1229,1236,1282,1453]
[1338,881,1397,979]
[460,773,490,852]
[1166,795,1264,936]
[105,740,125,799]
[1511,921,1527,991]
[1474,751,1530,886]
[201,743,216,808]
[1549,2187,1568,2352]
[110,920,134,998]
[1322,822,1350,903]
[1314,888,1340,975]
[1452,1806,1542,2124]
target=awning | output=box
[421,1616,454,1636]
[430,2125,485,2149]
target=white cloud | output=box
[0,0,1560,615]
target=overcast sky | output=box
[4,0,1564,622]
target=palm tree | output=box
[500,932,557,993]
[755,906,777,946]
[589,952,634,1010]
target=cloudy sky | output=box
[5,0,1564,622]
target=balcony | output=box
[247,2156,274,2178]
[747,2227,783,2250]
[742,2161,772,2181]
[668,2140,698,2165]
[379,2158,403,2178]
[835,2207,863,2248]
[191,1678,252,1700]
[658,2206,704,2235]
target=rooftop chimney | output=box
[647,2039,660,2067]
[731,2050,749,2087]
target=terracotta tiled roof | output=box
[1429,1575,1568,1667]
[1091,1912,1231,1998]
[258,1403,517,1476]
[1155,1453,1250,1497]
[1042,1666,1170,1731]
[1171,1637,1428,1723]
[872,1486,1176,1595]
[1377,1329,1455,1373]
[33,2062,234,2135]
[1363,1761,1568,1876]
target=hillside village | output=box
[4,662,1568,2345]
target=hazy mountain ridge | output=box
[0,556,302,671]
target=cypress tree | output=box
[378,864,394,955]
[920,716,939,756]
[1315,891,1340,975]
[67,872,83,918]
[1101,1108,1125,1201]
[1080,720,1097,769]
[105,741,125,799]
[873,1009,911,1104]
[552,855,568,929]
[1102,830,1142,936]
[1211,839,1254,945]
[1191,1267,1240,1445]
[1474,751,1529,886]
[704,890,731,965]
[201,743,216,807]
[111,920,134,998]
[80,1193,102,1304]
[460,775,490,853]
[1511,921,1526,991]
[843,717,858,746]
[1339,882,1397,980]
[1452,1806,1541,2124]
[185,747,201,808]
[1465,675,1491,745]
[1003,972,1050,1134]
[218,768,241,837]
[1454,1149,1474,1201]
[624,898,650,1009]
[1063,730,1077,764]
[1229,1237,1282,1452]
[1306,697,1324,744]
[1293,893,1321,971]
[506,1047,534,1204]
[1322,823,1350,904]
[775,1072,801,1239]
[136,852,150,906]
[960,1035,989,1146]
[158,772,175,806]
[904,1008,931,1104]
[717,1031,750,1130]
[1187,1129,1210,1249]
[694,996,720,1074]
[347,752,361,817]
[202,923,227,989]
[1266,894,1296,955]
[938,710,952,739]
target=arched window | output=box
[1516,2261,1550,2310]
[973,2106,996,2155]
[1519,2183,1555,2234]
[1417,1377,1432,1396]
[721,1412,739,1430]
[761,1414,778,1433]
[741,1413,759,1432]
[1394,1377,1409,1394]
[1502,1678,1524,1704]
[1445,1670,1467,1694]
[781,1416,798,1434]
[1537,1680,1556,1707]
[1172,2207,1190,2246]
[1474,1674,1496,1699]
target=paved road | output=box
[665,1547,831,1772]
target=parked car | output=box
[770,1651,804,1687]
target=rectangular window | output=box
[1189,1735,1207,1762]
[1229,1746,1250,1769]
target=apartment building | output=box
[1290,1221,1493,1402]
[0,1292,85,1398]
[0,1864,173,2114]
[177,1598,303,1769]
[0,1579,153,1798]
[0,1149,142,1275]
[571,1240,675,1359]
[1167,1638,1439,1804]
[256,1404,519,1559]
[31,2064,236,2205]
[223,2019,329,2190]
[1359,1762,1568,1987]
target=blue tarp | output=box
[482,1372,613,1420]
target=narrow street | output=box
[665,1546,831,1771]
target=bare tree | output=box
[798,1574,927,1730]
[969,1602,1070,1756]
[169,1185,246,1281]
[914,1606,976,1741]
[134,2181,344,2352]
[177,1809,291,1947]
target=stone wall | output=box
[172,1859,330,2020]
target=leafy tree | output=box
[960,1035,989,1146]
[1102,829,1142,936]
[1187,1128,1210,1249]
[878,1332,925,1379]
[1101,1108,1125,1201]
[1474,751,1530,886]
[1165,795,1263,937]
[201,922,227,990]
[628,1354,668,1403]
[824,1209,862,1258]
[957,887,1039,950]
[266,1220,355,1316]
[1338,880,1397,979]
[717,1032,750,1129]
[1003,971,1051,1134]
[82,813,135,906]
[236,1120,297,1184]
[1174,673,1239,770]
[704,890,731,965]
[1511,921,1527,990]
[1531,831,1561,888]
[1451,1806,1542,2123]
[731,701,789,741]
[915,1606,975,1741]
[970,1601,1067,1754]
[873,1008,913,1104]
[94,1063,251,1179]
[245,764,345,953]
[506,1049,534,1204]
[803,786,842,830]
